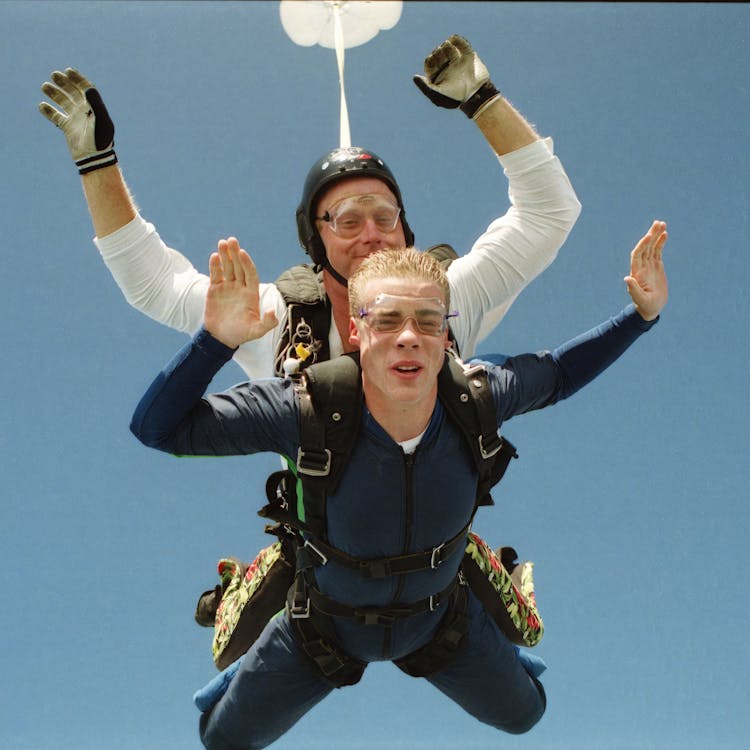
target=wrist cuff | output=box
[77,149,118,175]
[460,81,501,119]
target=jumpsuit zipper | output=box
[383,449,416,658]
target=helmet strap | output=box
[323,258,349,288]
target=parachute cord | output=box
[332,3,351,147]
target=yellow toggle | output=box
[294,343,313,361]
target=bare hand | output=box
[204,237,278,348]
[624,220,669,321]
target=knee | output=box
[200,710,256,750]
[501,677,546,735]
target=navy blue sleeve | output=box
[485,304,658,421]
[551,304,657,399]
[130,328,237,450]
[130,328,299,457]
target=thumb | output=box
[413,74,460,108]
[260,310,279,336]
[624,275,646,307]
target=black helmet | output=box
[296,146,415,269]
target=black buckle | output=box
[359,610,397,626]
[359,559,389,579]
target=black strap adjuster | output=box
[296,447,331,476]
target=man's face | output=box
[349,276,449,411]
[315,177,407,280]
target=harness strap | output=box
[296,521,471,578]
[437,355,519,507]
[393,582,471,678]
[287,600,367,687]
[294,573,460,626]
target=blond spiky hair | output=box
[348,247,450,317]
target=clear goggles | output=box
[316,194,401,238]
[358,293,458,336]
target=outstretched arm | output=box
[485,220,671,419]
[550,220,669,397]
[130,242,290,454]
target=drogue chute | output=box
[279,1,403,147]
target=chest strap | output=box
[296,521,471,579]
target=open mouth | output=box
[393,364,422,374]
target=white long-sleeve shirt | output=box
[95,138,581,379]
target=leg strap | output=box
[393,581,471,678]
[286,577,366,688]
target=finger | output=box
[209,252,223,284]
[51,70,82,99]
[652,222,668,262]
[218,239,235,280]
[426,43,456,82]
[227,237,243,283]
[642,224,667,268]
[449,35,473,55]
[237,248,260,290]
[41,80,74,110]
[642,221,664,263]
[630,230,651,270]
[260,310,279,336]
[38,101,66,128]
[226,237,245,285]
[65,68,93,90]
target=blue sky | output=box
[2,2,748,749]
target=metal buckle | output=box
[478,432,503,459]
[430,543,445,569]
[460,363,485,378]
[429,594,439,612]
[304,539,329,566]
[297,447,332,476]
[290,597,311,619]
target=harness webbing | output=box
[273,264,331,377]
[296,519,471,578]
[259,352,517,604]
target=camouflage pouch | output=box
[195,541,295,670]
[462,532,544,647]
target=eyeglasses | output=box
[358,294,458,336]
[316,194,401,238]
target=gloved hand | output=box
[39,68,117,175]
[413,35,501,119]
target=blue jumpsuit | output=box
[131,304,656,750]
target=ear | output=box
[349,317,362,349]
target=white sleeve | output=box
[94,214,286,379]
[447,137,582,358]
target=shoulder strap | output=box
[274,264,332,376]
[292,352,363,539]
[437,352,518,508]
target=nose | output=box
[359,216,388,243]
[395,317,421,346]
